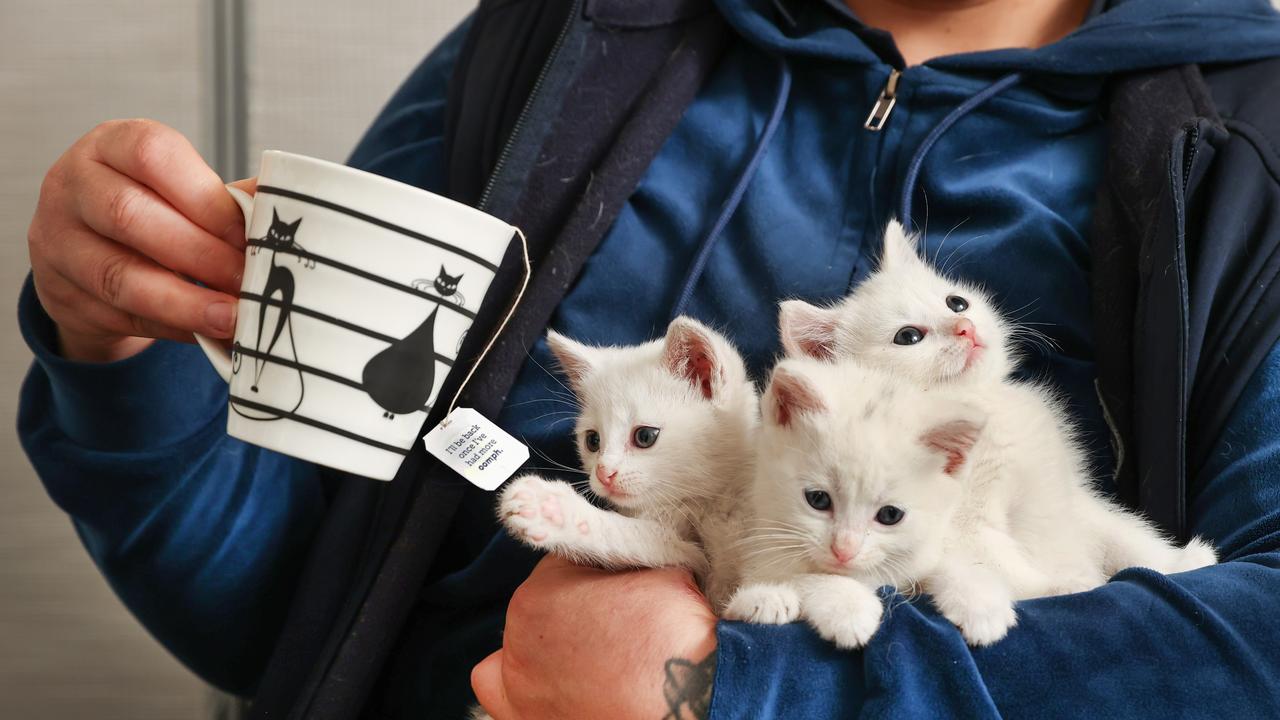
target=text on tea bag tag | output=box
[423,409,529,491]
[423,228,531,491]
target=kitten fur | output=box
[728,357,1216,648]
[497,316,758,610]
[778,220,1215,579]
[728,223,1216,647]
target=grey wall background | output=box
[0,1,471,717]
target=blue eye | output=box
[875,505,905,525]
[633,426,660,448]
[894,326,925,345]
[946,295,969,313]
[805,489,832,512]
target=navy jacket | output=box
[17,0,1280,717]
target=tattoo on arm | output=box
[661,650,717,720]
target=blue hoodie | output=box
[17,0,1280,717]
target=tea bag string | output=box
[444,227,531,418]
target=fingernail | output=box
[206,302,236,336]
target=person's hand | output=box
[472,555,719,720]
[27,118,253,363]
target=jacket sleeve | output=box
[709,340,1280,719]
[14,16,472,696]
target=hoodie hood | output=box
[714,0,1280,75]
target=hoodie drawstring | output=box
[669,55,793,322]
[898,72,1025,226]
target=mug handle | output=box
[193,185,254,383]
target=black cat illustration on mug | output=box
[362,265,467,419]
[233,207,467,423]
[232,209,314,421]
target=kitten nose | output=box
[595,465,618,488]
[953,317,977,342]
[831,539,859,565]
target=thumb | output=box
[471,650,514,720]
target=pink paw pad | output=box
[540,497,564,527]
[577,520,590,535]
[518,506,536,518]
[514,490,532,501]
[528,529,548,542]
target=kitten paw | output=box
[499,475,584,548]
[797,576,883,649]
[944,599,1017,647]
[723,583,802,624]
[1172,537,1218,573]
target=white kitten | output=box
[778,219,1015,387]
[727,223,1216,648]
[497,316,758,609]
[728,358,1215,649]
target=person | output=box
[20,0,1280,717]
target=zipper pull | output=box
[864,69,901,132]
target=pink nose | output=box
[954,317,977,341]
[595,465,618,488]
[831,541,858,565]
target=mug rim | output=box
[257,149,509,232]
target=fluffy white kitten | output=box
[497,316,757,609]
[727,357,1216,649]
[777,220,1215,581]
[778,219,1016,387]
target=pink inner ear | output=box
[928,444,967,475]
[795,334,835,361]
[781,303,839,360]
[770,372,826,426]
[685,349,716,400]
[921,420,983,475]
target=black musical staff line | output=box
[256,185,501,273]
[233,343,434,414]
[244,239,479,321]
[239,291,456,368]
[229,395,411,455]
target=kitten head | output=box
[266,208,302,243]
[547,317,756,511]
[434,265,463,297]
[753,358,985,585]
[779,220,1014,385]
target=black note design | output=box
[362,264,466,419]
[231,208,314,421]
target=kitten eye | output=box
[632,426,660,448]
[584,430,601,453]
[804,489,832,512]
[893,326,925,345]
[875,505,905,525]
[946,295,969,313]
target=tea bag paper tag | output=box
[423,407,529,491]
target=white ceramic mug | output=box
[195,150,517,480]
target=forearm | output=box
[17,277,325,693]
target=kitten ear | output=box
[880,219,923,270]
[546,331,595,394]
[779,300,841,360]
[289,216,302,232]
[272,208,281,224]
[920,405,986,476]
[764,364,828,427]
[663,317,743,402]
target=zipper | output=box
[864,69,901,132]
[477,0,582,212]
[1180,124,1200,193]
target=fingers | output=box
[74,159,244,294]
[37,264,198,345]
[471,651,513,720]
[50,224,237,339]
[92,119,245,246]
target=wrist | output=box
[56,326,155,363]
